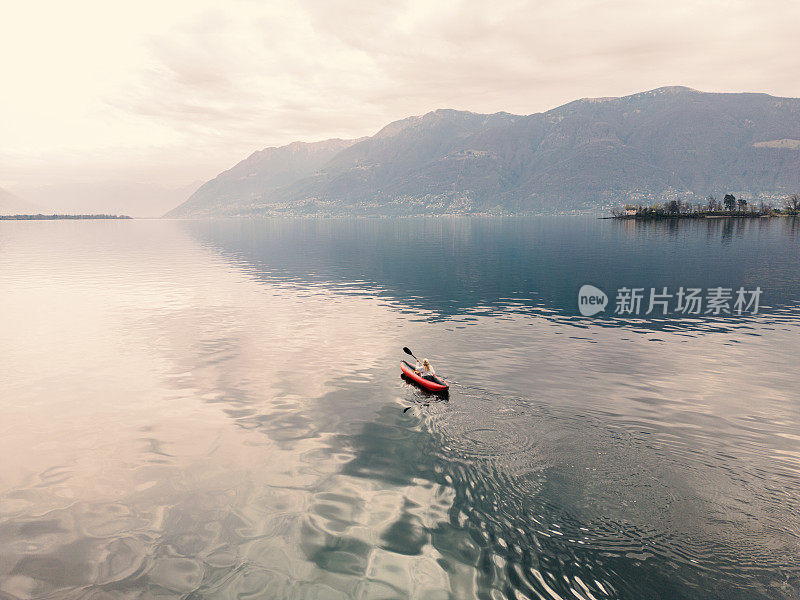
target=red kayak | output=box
[400,360,449,392]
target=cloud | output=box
[1,0,800,200]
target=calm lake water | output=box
[1,217,799,600]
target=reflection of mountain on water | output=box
[184,217,800,328]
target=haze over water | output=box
[1,217,799,599]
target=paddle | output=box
[403,347,419,362]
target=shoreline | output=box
[608,213,797,221]
[0,214,133,220]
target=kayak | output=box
[400,360,449,392]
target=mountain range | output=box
[167,87,800,217]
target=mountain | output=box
[166,87,800,217]
[167,139,363,217]
[0,187,38,215]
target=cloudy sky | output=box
[2,0,800,211]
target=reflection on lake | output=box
[0,217,798,599]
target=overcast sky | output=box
[3,0,800,194]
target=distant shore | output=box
[610,195,800,221]
[609,212,784,220]
[0,214,133,220]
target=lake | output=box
[1,217,799,599]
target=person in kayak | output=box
[416,358,436,377]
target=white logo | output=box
[578,284,608,316]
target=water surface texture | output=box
[1,217,799,599]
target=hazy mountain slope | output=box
[0,187,38,214]
[166,139,362,217]
[166,87,800,217]
[270,110,520,214]
[538,87,800,200]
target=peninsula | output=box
[612,194,800,220]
